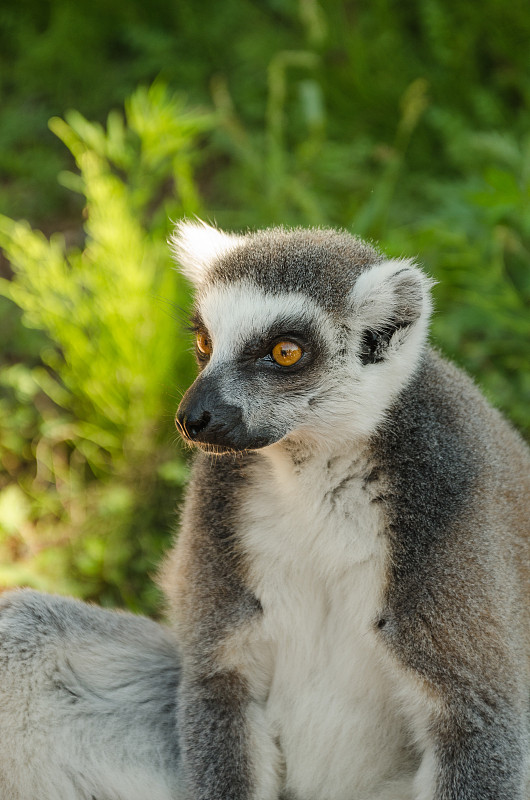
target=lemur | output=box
[0,222,528,800]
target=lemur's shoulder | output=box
[375,347,530,685]
[379,346,529,471]
[160,451,261,656]
[375,346,529,544]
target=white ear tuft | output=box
[168,219,245,286]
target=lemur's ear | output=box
[351,259,434,365]
[169,219,244,287]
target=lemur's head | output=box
[171,221,433,455]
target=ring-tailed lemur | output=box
[163,222,530,800]
[0,222,528,800]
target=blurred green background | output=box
[0,0,528,614]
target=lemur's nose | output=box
[175,376,248,449]
[176,409,211,440]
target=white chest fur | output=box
[238,446,418,800]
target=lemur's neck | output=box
[261,432,374,489]
[258,436,383,564]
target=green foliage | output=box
[3,0,529,221]
[207,33,529,438]
[0,1,528,610]
[0,84,210,610]
[376,132,530,437]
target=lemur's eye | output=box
[271,341,303,366]
[196,331,212,356]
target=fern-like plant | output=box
[0,84,210,611]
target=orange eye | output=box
[271,341,303,367]
[196,331,212,356]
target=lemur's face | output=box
[173,223,433,454]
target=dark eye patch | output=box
[244,333,309,363]
[233,316,331,388]
[239,316,319,362]
[188,310,329,382]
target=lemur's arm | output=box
[385,582,528,800]
[374,365,530,800]
[401,580,528,800]
[169,600,281,800]
[388,575,528,800]
[415,703,527,800]
[177,670,280,800]
[161,455,281,800]
[177,671,250,799]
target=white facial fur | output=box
[171,221,434,451]
[196,281,335,445]
[192,264,433,451]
